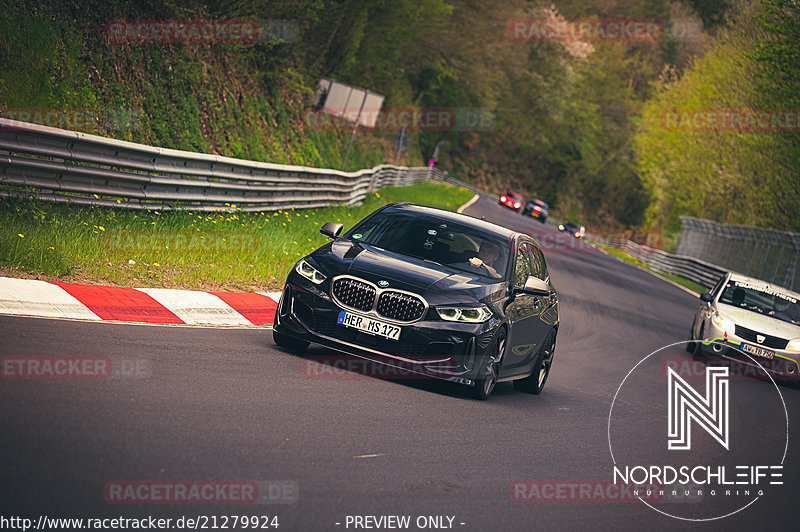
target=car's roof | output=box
[726,272,800,297]
[506,191,523,197]
[383,203,517,240]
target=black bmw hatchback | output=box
[273,203,559,399]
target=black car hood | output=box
[311,239,502,303]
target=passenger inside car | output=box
[772,297,800,325]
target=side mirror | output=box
[519,275,550,296]
[320,222,343,240]
[700,292,713,303]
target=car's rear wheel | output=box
[514,329,556,395]
[273,330,309,353]
[470,329,506,400]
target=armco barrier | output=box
[0,118,443,212]
[2,118,794,291]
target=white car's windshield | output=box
[719,280,800,325]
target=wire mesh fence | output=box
[677,216,799,291]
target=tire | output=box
[273,329,309,353]
[685,321,696,352]
[691,324,705,359]
[470,328,507,400]
[514,329,556,395]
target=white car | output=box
[688,272,800,382]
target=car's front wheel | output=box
[514,329,556,395]
[273,330,309,353]
[691,324,705,359]
[686,320,697,352]
[470,329,506,400]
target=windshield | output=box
[345,210,509,279]
[718,280,800,326]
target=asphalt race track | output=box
[1,196,798,531]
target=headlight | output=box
[558,224,565,230]
[436,305,492,323]
[295,259,326,284]
[787,338,800,353]
[712,312,735,331]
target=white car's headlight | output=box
[786,338,800,353]
[296,260,326,284]
[712,312,735,332]
[436,305,492,323]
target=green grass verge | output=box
[0,182,474,291]
[596,244,708,294]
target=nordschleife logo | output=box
[608,341,787,521]
[667,366,729,451]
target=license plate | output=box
[337,311,401,341]
[741,343,775,359]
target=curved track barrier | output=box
[0,118,442,212]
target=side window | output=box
[514,243,532,286]
[529,246,546,281]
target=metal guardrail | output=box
[585,233,727,289]
[3,118,795,292]
[0,118,443,212]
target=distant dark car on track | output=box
[558,221,585,238]
[273,203,559,400]
[499,191,524,211]
[522,199,549,222]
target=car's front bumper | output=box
[273,278,500,384]
[698,322,800,379]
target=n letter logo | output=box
[667,366,729,450]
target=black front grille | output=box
[332,277,376,312]
[311,313,427,359]
[377,291,426,322]
[735,325,788,349]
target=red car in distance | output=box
[499,191,523,211]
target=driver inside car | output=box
[465,240,502,278]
